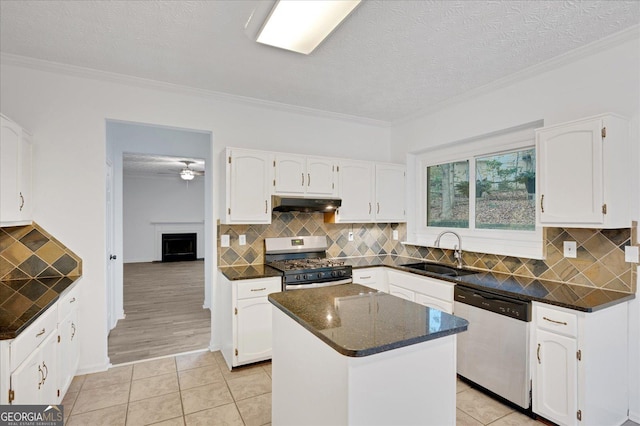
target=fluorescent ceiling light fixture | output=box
[257,0,361,54]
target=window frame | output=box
[409,122,544,259]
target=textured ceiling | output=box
[123,153,205,178]
[1,1,639,122]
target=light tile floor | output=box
[64,349,635,426]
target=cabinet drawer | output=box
[535,304,578,337]
[10,304,58,370]
[58,283,80,320]
[236,278,281,299]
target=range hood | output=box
[272,196,341,213]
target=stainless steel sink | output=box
[400,262,479,277]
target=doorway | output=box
[105,120,213,365]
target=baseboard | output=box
[76,359,110,375]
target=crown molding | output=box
[393,24,640,126]
[0,52,391,128]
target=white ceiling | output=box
[1,1,639,123]
[123,153,205,179]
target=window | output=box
[411,121,544,259]
[427,161,469,228]
[475,148,536,230]
[425,148,535,231]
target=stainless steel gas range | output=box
[265,236,352,290]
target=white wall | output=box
[123,175,205,263]
[393,32,640,420]
[0,58,391,373]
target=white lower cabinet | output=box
[58,285,80,396]
[532,301,628,426]
[10,331,58,405]
[352,267,388,292]
[218,273,281,369]
[387,269,454,313]
[1,282,81,405]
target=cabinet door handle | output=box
[70,297,76,303]
[542,316,567,325]
[71,323,77,340]
[42,361,48,381]
[369,202,371,214]
[377,202,380,214]
[38,364,44,389]
[19,192,24,211]
[308,173,311,187]
[301,173,304,186]
[537,343,541,364]
[250,287,266,292]
[265,200,267,213]
[359,276,372,279]
[540,194,544,213]
[36,328,45,338]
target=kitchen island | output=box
[268,284,468,426]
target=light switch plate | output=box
[392,230,399,241]
[239,235,246,246]
[563,241,577,258]
[221,235,230,247]
[625,246,639,263]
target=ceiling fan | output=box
[176,161,204,181]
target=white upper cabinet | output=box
[273,154,336,196]
[536,114,630,228]
[221,148,272,224]
[1,114,32,226]
[374,163,406,222]
[333,159,375,222]
[331,160,406,223]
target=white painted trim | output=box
[394,25,640,125]
[0,52,389,128]
[76,360,110,376]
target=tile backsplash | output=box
[218,213,637,293]
[0,222,82,281]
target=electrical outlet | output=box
[221,234,230,247]
[348,231,354,241]
[625,246,639,263]
[392,230,399,240]
[239,234,246,246]
[563,241,577,258]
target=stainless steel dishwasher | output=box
[454,285,532,409]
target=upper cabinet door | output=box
[274,154,306,195]
[306,156,336,196]
[336,160,374,222]
[375,164,406,222]
[537,114,630,228]
[274,154,336,196]
[1,115,32,226]
[225,148,271,224]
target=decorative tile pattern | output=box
[218,212,636,293]
[0,222,82,280]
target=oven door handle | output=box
[286,278,352,290]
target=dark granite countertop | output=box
[342,255,634,312]
[269,283,468,357]
[219,264,282,281]
[0,276,81,340]
[220,254,634,313]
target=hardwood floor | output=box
[107,261,211,365]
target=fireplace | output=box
[162,233,197,262]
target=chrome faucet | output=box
[434,230,463,269]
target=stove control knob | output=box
[302,274,308,280]
[296,275,301,281]
[317,272,323,279]
[338,270,345,277]
[331,271,338,278]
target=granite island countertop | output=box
[220,254,634,312]
[268,283,469,357]
[0,275,82,340]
